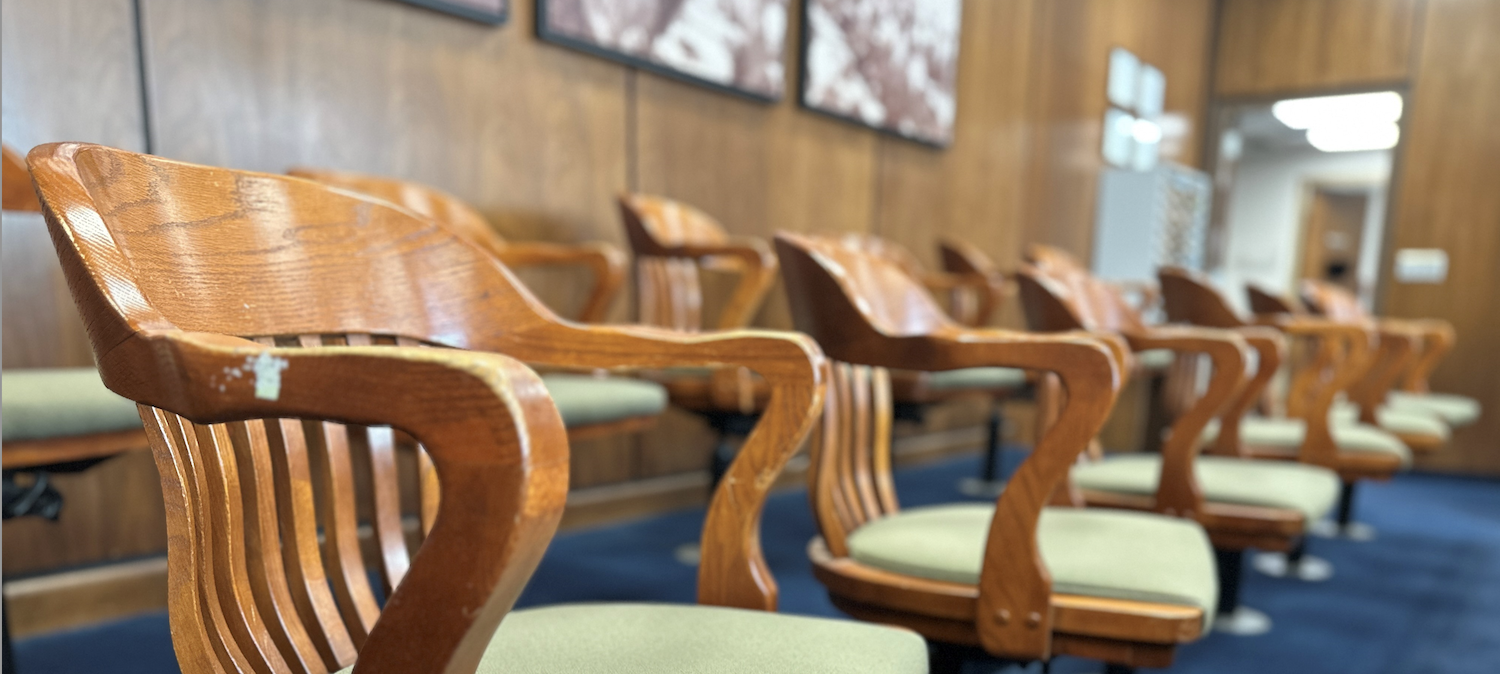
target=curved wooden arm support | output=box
[639,238,778,330]
[1349,323,1421,423]
[937,240,1009,327]
[103,330,568,674]
[775,233,1122,660]
[495,322,825,610]
[1212,327,1285,456]
[493,241,627,323]
[1399,318,1456,393]
[1123,328,1251,517]
[1256,317,1374,468]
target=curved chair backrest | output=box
[936,239,1005,326]
[1020,246,1148,335]
[30,144,823,674]
[1300,279,1367,321]
[3,144,42,211]
[619,193,744,331]
[1158,267,1247,329]
[776,231,1125,657]
[287,167,506,259]
[1246,283,1303,316]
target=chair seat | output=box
[0,368,141,441]
[1387,391,1481,427]
[1136,348,1177,372]
[336,603,926,674]
[1072,454,1341,521]
[1331,403,1449,443]
[924,366,1029,392]
[539,374,668,428]
[1201,416,1412,468]
[846,505,1217,623]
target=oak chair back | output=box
[1245,284,1303,316]
[29,144,825,674]
[936,238,1006,326]
[288,168,624,323]
[776,232,1127,658]
[617,193,776,332]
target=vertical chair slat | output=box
[869,367,899,516]
[145,407,260,673]
[848,365,882,519]
[345,334,411,594]
[228,419,328,674]
[394,336,441,537]
[833,363,865,530]
[191,421,294,674]
[253,338,359,669]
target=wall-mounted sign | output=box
[392,0,508,24]
[801,0,964,146]
[1393,248,1449,284]
[538,0,791,101]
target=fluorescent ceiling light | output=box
[1272,91,1403,129]
[1307,122,1401,152]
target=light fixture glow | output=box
[1272,91,1403,130]
[1131,119,1163,144]
[1306,122,1401,152]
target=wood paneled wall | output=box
[1214,0,1422,97]
[2,0,1219,578]
[1381,0,1500,476]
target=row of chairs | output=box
[12,142,1479,673]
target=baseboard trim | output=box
[3,556,169,638]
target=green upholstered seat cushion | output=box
[926,366,1028,392]
[1331,404,1450,441]
[0,368,142,442]
[539,374,667,428]
[1387,391,1481,427]
[1201,416,1412,467]
[1136,348,1177,371]
[846,505,1217,621]
[1071,454,1341,520]
[334,602,927,674]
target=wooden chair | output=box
[1249,282,1453,443]
[835,235,1028,489]
[29,142,929,674]
[1299,279,1479,430]
[615,194,784,482]
[1016,261,1343,634]
[777,233,1217,673]
[287,168,665,444]
[1158,267,1410,539]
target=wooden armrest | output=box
[1252,317,1373,467]
[494,322,824,611]
[1212,327,1285,455]
[1348,321,1423,420]
[1393,318,1455,393]
[909,329,1121,658]
[493,241,627,323]
[1124,328,1251,516]
[644,237,778,329]
[102,330,567,674]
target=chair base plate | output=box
[1214,606,1272,636]
[1309,520,1377,541]
[1253,552,1333,582]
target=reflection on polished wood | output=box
[31,143,826,672]
[778,233,1209,667]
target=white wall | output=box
[1214,146,1391,312]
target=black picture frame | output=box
[796,0,960,148]
[392,0,508,25]
[535,0,786,103]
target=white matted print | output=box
[801,0,963,146]
[539,0,791,101]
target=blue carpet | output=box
[14,452,1500,673]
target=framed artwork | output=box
[800,0,964,146]
[537,0,792,101]
[392,0,508,24]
